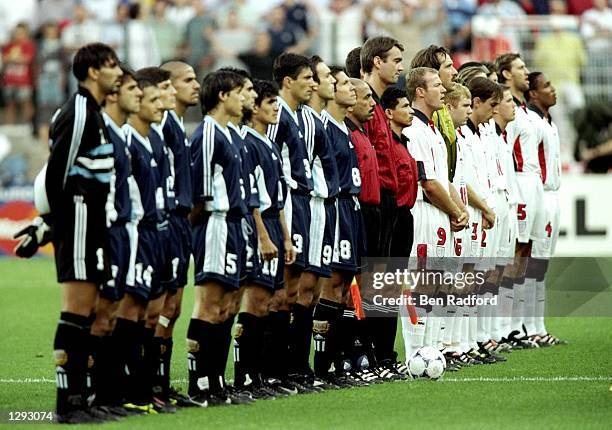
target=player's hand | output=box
[284,239,297,265]
[259,235,278,261]
[13,217,52,258]
[482,209,496,230]
[450,211,468,232]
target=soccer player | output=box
[287,56,339,390]
[401,67,467,360]
[360,36,405,371]
[265,53,315,391]
[236,79,296,398]
[187,70,250,406]
[154,61,201,406]
[524,72,565,346]
[45,43,121,424]
[116,73,168,414]
[345,46,363,79]
[495,53,546,348]
[91,64,143,414]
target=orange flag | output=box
[402,287,418,325]
[349,277,365,320]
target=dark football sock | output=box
[312,299,341,378]
[158,338,173,395]
[54,312,91,415]
[234,312,261,387]
[113,318,146,404]
[187,318,222,396]
[288,303,313,375]
[217,316,234,385]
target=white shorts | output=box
[497,201,517,264]
[515,173,546,243]
[410,201,452,270]
[480,190,509,269]
[531,191,560,259]
[466,206,482,264]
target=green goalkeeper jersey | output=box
[432,104,457,182]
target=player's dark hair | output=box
[457,65,489,87]
[119,64,136,85]
[200,70,243,115]
[410,45,450,71]
[482,61,497,76]
[329,66,346,92]
[361,36,404,74]
[253,79,279,106]
[468,77,503,103]
[525,71,544,102]
[310,55,325,84]
[457,61,482,72]
[135,67,171,85]
[495,53,521,83]
[345,47,362,78]
[72,42,119,82]
[218,66,251,84]
[380,87,408,110]
[272,52,311,87]
[405,67,438,102]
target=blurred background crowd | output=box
[0,0,611,186]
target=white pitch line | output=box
[2,376,611,384]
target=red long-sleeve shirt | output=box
[390,131,418,208]
[345,118,381,205]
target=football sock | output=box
[157,338,173,396]
[442,306,457,351]
[535,280,547,335]
[288,303,313,375]
[113,318,146,404]
[336,306,355,373]
[262,310,291,380]
[187,318,220,396]
[523,277,537,336]
[511,278,525,333]
[90,334,118,405]
[234,312,262,387]
[499,278,514,339]
[312,298,341,377]
[469,306,478,349]
[218,316,234,384]
[460,307,471,353]
[54,312,90,415]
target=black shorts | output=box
[284,191,311,269]
[390,206,414,258]
[330,196,363,276]
[126,224,165,301]
[253,213,285,291]
[359,203,381,258]
[53,195,111,285]
[241,212,259,284]
[305,197,336,278]
[167,213,192,290]
[379,189,398,258]
[158,220,179,295]
[99,223,136,301]
[192,212,244,290]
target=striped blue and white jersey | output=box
[161,110,192,214]
[124,124,165,226]
[322,110,361,196]
[190,115,247,215]
[267,96,313,194]
[243,126,286,213]
[46,87,114,213]
[150,125,176,213]
[228,122,259,210]
[298,105,339,199]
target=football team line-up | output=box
[13,36,566,424]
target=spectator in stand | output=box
[183,0,217,77]
[211,8,253,69]
[364,0,404,39]
[167,0,197,29]
[35,0,75,32]
[415,0,448,47]
[477,0,526,51]
[580,0,612,52]
[267,5,308,56]
[443,0,477,52]
[123,2,161,70]
[316,0,364,66]
[36,21,65,139]
[0,0,36,45]
[101,2,131,62]
[2,23,36,124]
[217,0,259,31]
[238,31,275,80]
[147,0,181,63]
[283,0,317,48]
[81,0,118,23]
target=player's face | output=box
[390,97,414,127]
[225,85,245,117]
[423,73,446,111]
[478,96,499,122]
[495,90,516,123]
[449,96,472,128]
[291,66,315,104]
[157,79,177,110]
[240,79,258,114]
[255,95,279,126]
[97,58,123,95]
[173,66,200,107]
[437,53,458,90]
[352,84,376,123]
[118,76,142,115]
[510,58,529,92]
[333,71,356,108]
[533,74,557,108]
[315,62,335,102]
[139,86,163,124]
[379,46,404,85]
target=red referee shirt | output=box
[345,117,381,205]
[390,131,418,208]
[363,88,398,194]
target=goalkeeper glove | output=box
[13,217,52,258]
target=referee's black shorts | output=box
[378,189,398,258]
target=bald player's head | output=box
[349,78,376,124]
[160,61,191,80]
[161,61,200,109]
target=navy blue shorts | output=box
[127,224,165,302]
[158,220,178,295]
[167,213,192,289]
[285,191,310,269]
[305,197,335,278]
[99,223,135,301]
[253,213,285,290]
[331,196,363,276]
[241,213,259,284]
[192,212,244,290]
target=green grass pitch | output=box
[0,258,611,429]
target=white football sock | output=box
[498,285,514,339]
[535,279,547,335]
[442,306,457,350]
[461,307,471,353]
[511,281,524,333]
[523,277,537,336]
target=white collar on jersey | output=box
[102,112,126,142]
[244,125,273,149]
[277,96,300,124]
[301,104,322,120]
[204,115,233,142]
[123,124,154,154]
[168,110,186,131]
[321,110,348,135]
[227,121,246,139]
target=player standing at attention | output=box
[360,36,405,373]
[90,65,143,415]
[265,53,315,393]
[187,70,251,406]
[524,72,566,346]
[44,43,121,424]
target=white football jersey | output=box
[529,107,561,191]
[505,99,544,176]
